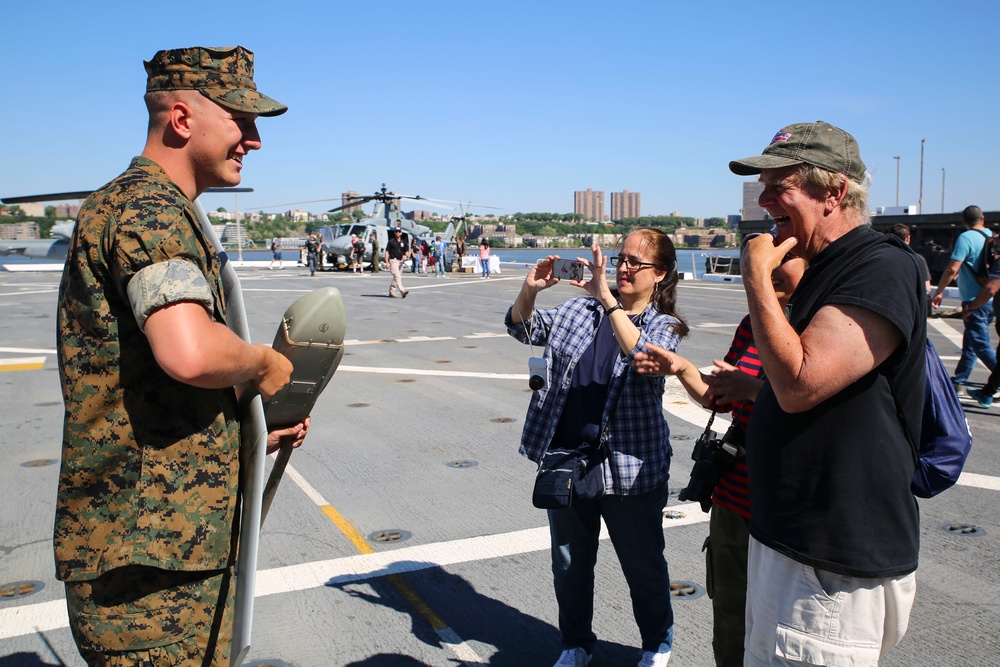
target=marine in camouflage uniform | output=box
[370,232,380,273]
[55,46,290,667]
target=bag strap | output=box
[885,342,924,466]
[592,313,651,464]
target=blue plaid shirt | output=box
[505,296,682,495]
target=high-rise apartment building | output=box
[341,190,363,216]
[610,190,641,220]
[741,181,768,221]
[54,203,81,218]
[574,189,605,222]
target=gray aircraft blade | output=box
[260,287,346,523]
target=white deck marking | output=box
[956,472,1000,491]
[661,370,732,429]
[338,365,525,380]
[347,333,507,346]
[929,317,995,370]
[0,501,710,641]
[0,600,69,638]
[242,288,315,293]
[396,335,454,343]
[0,346,57,355]
[928,317,964,348]
[0,289,59,297]
[676,283,746,293]
[396,276,522,290]
[345,337,455,346]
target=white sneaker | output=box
[553,648,592,667]
[637,643,671,667]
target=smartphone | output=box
[551,258,585,281]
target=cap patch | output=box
[770,131,792,144]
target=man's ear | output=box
[167,99,195,140]
[825,174,849,214]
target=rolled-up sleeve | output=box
[126,259,214,332]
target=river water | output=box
[3,247,739,280]
[258,247,739,279]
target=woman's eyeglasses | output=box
[610,255,657,270]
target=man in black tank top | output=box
[730,121,925,666]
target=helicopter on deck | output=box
[316,185,458,270]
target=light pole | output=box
[893,156,900,206]
[941,167,946,214]
[204,187,253,261]
[235,192,243,262]
[918,138,926,214]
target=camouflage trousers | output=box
[64,565,234,667]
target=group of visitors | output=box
[508,120,928,667]
[405,235,454,275]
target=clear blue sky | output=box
[3,1,998,219]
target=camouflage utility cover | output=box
[144,45,287,117]
[55,156,240,582]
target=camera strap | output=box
[699,409,719,441]
[698,399,749,456]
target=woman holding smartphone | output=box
[506,228,688,667]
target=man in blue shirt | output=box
[433,235,448,277]
[963,230,1000,407]
[931,205,996,388]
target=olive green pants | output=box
[704,504,750,667]
[65,565,234,667]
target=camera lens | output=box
[528,374,545,391]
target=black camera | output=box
[678,422,745,513]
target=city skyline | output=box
[2,2,998,220]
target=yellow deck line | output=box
[0,356,45,371]
[313,492,482,660]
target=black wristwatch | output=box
[604,302,623,316]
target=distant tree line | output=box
[510,212,586,223]
[1,204,732,246]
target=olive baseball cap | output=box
[729,121,866,183]
[144,46,287,117]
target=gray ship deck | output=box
[1,267,997,666]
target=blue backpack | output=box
[909,339,973,498]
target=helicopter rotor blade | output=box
[398,197,455,211]
[241,197,356,211]
[412,197,502,209]
[326,196,378,214]
[2,190,95,204]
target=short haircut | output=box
[889,223,910,242]
[963,205,984,224]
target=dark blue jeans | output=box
[953,300,996,384]
[548,482,674,654]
